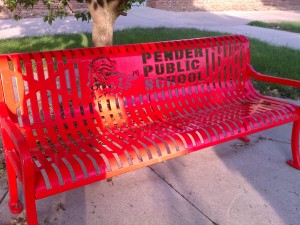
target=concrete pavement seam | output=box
[0,189,8,205]
[250,135,292,145]
[148,166,219,225]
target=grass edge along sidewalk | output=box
[0,27,299,98]
[248,21,300,34]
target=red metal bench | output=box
[0,35,299,224]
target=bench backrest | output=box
[0,35,251,140]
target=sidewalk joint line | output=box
[148,166,219,225]
[251,135,291,145]
[270,139,291,145]
[0,189,8,205]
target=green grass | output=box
[0,33,91,54]
[249,37,300,98]
[0,28,222,54]
[248,21,300,34]
[114,27,223,45]
[0,27,299,98]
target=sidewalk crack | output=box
[251,135,291,145]
[0,189,8,205]
[149,166,219,225]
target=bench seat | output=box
[12,87,299,198]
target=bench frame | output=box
[0,35,299,225]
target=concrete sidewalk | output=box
[0,7,300,49]
[0,7,300,225]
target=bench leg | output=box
[287,120,300,170]
[239,136,250,143]
[23,173,38,224]
[6,156,23,214]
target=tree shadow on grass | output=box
[0,33,92,54]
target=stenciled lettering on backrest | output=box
[142,47,205,91]
[88,56,139,98]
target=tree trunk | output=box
[87,0,122,47]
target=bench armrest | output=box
[247,65,300,88]
[0,103,34,177]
